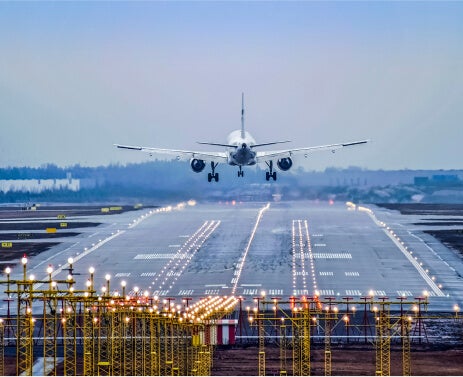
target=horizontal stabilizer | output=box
[197,142,237,148]
[342,140,369,147]
[252,141,291,148]
[114,144,142,151]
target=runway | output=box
[1,201,461,312]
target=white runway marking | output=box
[152,220,220,296]
[313,253,352,259]
[291,219,316,295]
[178,289,194,295]
[345,289,362,296]
[397,290,413,297]
[231,203,270,295]
[370,290,387,297]
[317,289,335,296]
[140,272,157,277]
[115,272,131,277]
[362,207,445,297]
[135,253,188,259]
[319,271,334,276]
[243,289,259,295]
[345,271,360,277]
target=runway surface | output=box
[1,201,462,312]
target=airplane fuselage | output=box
[226,130,257,166]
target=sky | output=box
[0,1,462,171]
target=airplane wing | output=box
[114,144,228,163]
[255,140,368,161]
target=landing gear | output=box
[265,161,277,181]
[237,166,244,177]
[207,162,219,182]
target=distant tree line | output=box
[1,162,463,204]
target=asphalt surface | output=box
[1,201,462,312]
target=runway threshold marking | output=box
[230,203,270,295]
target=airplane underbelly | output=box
[229,151,256,166]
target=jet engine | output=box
[277,157,293,171]
[190,158,206,173]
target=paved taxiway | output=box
[1,201,461,312]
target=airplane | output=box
[115,94,368,182]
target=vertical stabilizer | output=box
[241,92,245,139]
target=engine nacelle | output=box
[190,158,206,173]
[277,157,293,171]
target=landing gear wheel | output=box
[265,161,277,181]
[208,172,219,182]
[207,162,219,182]
[238,169,244,177]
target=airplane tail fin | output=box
[241,92,245,139]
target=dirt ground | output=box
[212,345,463,376]
[3,347,463,375]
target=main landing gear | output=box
[265,161,277,181]
[207,162,219,182]
[237,166,244,177]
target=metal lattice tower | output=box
[83,302,95,376]
[301,306,311,376]
[279,324,287,376]
[258,312,265,376]
[43,294,58,376]
[292,318,301,376]
[0,319,4,376]
[150,312,161,376]
[110,310,123,376]
[63,301,78,376]
[96,309,111,376]
[134,312,146,375]
[16,281,33,376]
[402,317,411,376]
[375,299,391,376]
[123,312,134,376]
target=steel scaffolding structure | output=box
[0,257,238,376]
[1,258,461,376]
[246,294,453,377]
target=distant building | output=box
[0,178,80,193]
[414,177,429,185]
[414,174,460,186]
